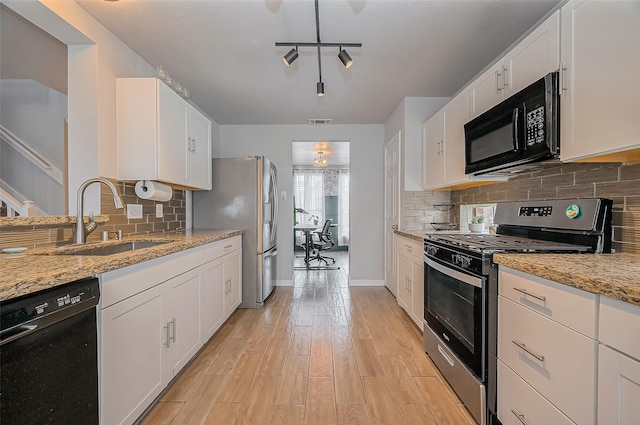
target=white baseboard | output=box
[348,279,385,287]
[276,279,293,287]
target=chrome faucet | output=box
[74,178,124,244]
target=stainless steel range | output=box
[422,198,612,425]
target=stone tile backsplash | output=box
[449,162,640,253]
[0,180,186,249]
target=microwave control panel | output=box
[526,106,545,146]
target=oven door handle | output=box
[425,257,483,288]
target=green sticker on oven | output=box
[566,204,580,219]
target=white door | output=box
[598,344,640,425]
[384,132,401,296]
[224,249,242,316]
[157,82,189,186]
[201,257,225,341]
[423,109,445,189]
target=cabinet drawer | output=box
[498,296,596,425]
[396,235,423,260]
[498,360,574,425]
[499,267,598,338]
[202,235,242,260]
[600,296,640,361]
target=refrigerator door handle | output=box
[270,165,278,243]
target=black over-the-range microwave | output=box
[464,71,560,175]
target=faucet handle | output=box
[88,211,94,222]
[101,230,123,242]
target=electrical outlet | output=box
[126,204,143,219]
[156,204,164,218]
[281,191,287,200]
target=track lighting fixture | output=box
[338,48,353,68]
[276,0,361,96]
[283,47,298,66]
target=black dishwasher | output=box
[0,277,100,425]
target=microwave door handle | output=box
[512,108,520,151]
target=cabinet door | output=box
[165,268,202,378]
[409,256,424,330]
[158,82,189,186]
[598,344,640,425]
[397,252,412,311]
[422,109,445,189]
[469,63,504,119]
[560,1,640,161]
[499,296,597,425]
[224,249,242,317]
[187,105,212,190]
[100,285,165,425]
[202,257,225,342]
[498,360,574,425]
[443,88,470,187]
[504,10,559,97]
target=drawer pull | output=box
[511,409,531,425]
[513,287,546,302]
[437,344,455,367]
[224,244,233,249]
[512,340,545,362]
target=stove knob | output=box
[461,256,471,268]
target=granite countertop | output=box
[394,229,425,242]
[0,229,243,302]
[493,253,640,307]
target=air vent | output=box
[307,118,333,125]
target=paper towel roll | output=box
[135,180,173,202]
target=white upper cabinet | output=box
[503,10,560,97]
[117,78,212,190]
[470,11,560,119]
[559,0,640,162]
[423,88,506,190]
[423,109,445,189]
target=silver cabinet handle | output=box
[164,322,171,348]
[392,224,398,230]
[495,69,503,93]
[170,318,177,343]
[512,340,545,362]
[408,278,411,294]
[224,244,233,249]
[436,141,441,155]
[513,287,546,302]
[437,344,455,367]
[503,64,509,89]
[440,140,444,155]
[511,409,531,425]
[560,63,568,95]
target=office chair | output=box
[308,220,336,266]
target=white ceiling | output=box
[76,0,561,126]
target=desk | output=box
[293,224,339,270]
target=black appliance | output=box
[423,198,612,425]
[0,277,100,425]
[464,72,559,176]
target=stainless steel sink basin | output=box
[55,240,170,256]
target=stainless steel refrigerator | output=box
[193,156,278,308]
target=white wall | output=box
[218,124,385,286]
[7,0,155,214]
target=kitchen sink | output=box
[54,240,170,256]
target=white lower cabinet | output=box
[201,241,242,342]
[100,284,165,425]
[164,268,202,378]
[598,296,640,425]
[498,267,597,425]
[99,237,242,425]
[395,234,424,330]
[498,360,574,425]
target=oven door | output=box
[424,256,485,379]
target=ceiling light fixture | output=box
[283,47,299,66]
[276,0,361,96]
[314,151,328,168]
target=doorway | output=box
[291,141,350,277]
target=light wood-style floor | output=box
[141,253,475,425]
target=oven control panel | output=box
[519,205,553,217]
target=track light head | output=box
[316,81,325,97]
[283,47,299,66]
[338,49,353,68]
